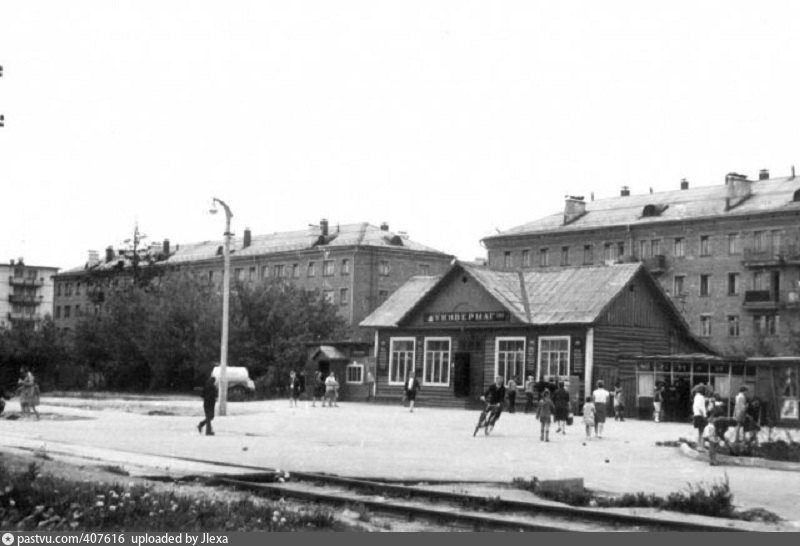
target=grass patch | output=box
[1,462,346,531]
[512,475,781,523]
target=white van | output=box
[211,366,256,400]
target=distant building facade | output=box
[482,170,800,357]
[0,259,59,330]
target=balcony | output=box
[642,254,667,274]
[8,294,44,305]
[87,287,105,303]
[743,289,780,311]
[742,241,800,267]
[7,311,38,322]
[8,276,44,287]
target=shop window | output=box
[389,338,415,385]
[537,336,569,380]
[637,373,655,399]
[345,363,364,384]
[496,337,525,383]
[423,338,451,386]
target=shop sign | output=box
[780,397,799,420]
[673,363,690,373]
[423,311,510,323]
[693,363,709,374]
[657,362,671,373]
[710,364,728,374]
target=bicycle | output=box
[473,401,502,436]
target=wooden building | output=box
[360,261,710,412]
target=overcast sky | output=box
[2,0,800,269]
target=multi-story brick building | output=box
[482,169,800,357]
[0,259,59,330]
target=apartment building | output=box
[0,258,59,330]
[482,169,800,357]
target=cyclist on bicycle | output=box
[480,376,507,432]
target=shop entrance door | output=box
[454,352,470,397]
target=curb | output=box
[679,442,800,472]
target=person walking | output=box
[524,375,536,414]
[581,396,596,439]
[17,366,39,420]
[733,386,748,442]
[591,380,610,438]
[288,370,302,408]
[613,384,625,421]
[692,384,708,451]
[506,377,518,413]
[312,370,324,407]
[405,371,421,412]
[536,390,556,442]
[653,382,665,423]
[365,370,375,402]
[324,373,339,407]
[552,381,570,434]
[197,375,217,436]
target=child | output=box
[613,385,625,421]
[582,396,595,439]
[536,390,555,442]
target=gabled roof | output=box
[484,175,800,241]
[361,262,645,328]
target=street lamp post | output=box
[210,197,233,416]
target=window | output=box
[208,270,216,284]
[419,263,430,275]
[651,239,661,256]
[617,242,625,259]
[379,260,390,276]
[76,283,81,296]
[261,265,269,279]
[423,338,451,386]
[560,246,569,266]
[273,264,284,278]
[700,315,712,337]
[639,240,649,259]
[539,248,549,267]
[522,250,531,267]
[771,230,782,252]
[754,315,779,336]
[583,245,593,265]
[754,231,768,252]
[728,315,740,337]
[345,362,364,384]
[378,290,389,304]
[66,283,73,297]
[234,268,244,282]
[292,264,299,278]
[56,283,62,297]
[341,259,350,275]
[700,274,710,297]
[307,262,316,277]
[323,260,335,277]
[339,287,349,306]
[55,306,61,319]
[323,290,335,304]
[495,337,525,383]
[538,336,570,380]
[700,236,710,256]
[673,275,685,296]
[64,306,71,319]
[728,233,740,255]
[249,267,256,282]
[674,238,685,257]
[504,251,512,268]
[389,338,416,385]
[728,273,740,296]
[603,243,613,262]
[753,271,767,290]
[75,305,80,315]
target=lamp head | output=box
[209,201,218,215]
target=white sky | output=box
[2,0,800,269]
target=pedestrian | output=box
[197,375,217,436]
[288,370,301,408]
[692,383,708,451]
[552,381,570,434]
[591,380,610,438]
[17,366,40,420]
[536,389,555,442]
[581,396,596,439]
[506,377,518,413]
[613,384,625,421]
[325,373,339,407]
[733,386,748,442]
[365,370,375,402]
[653,382,664,422]
[312,370,324,407]
[524,375,536,414]
[405,371,421,412]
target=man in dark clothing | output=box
[552,381,571,434]
[197,376,218,436]
[480,376,507,431]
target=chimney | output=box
[680,178,689,190]
[563,196,586,225]
[243,228,251,248]
[320,218,329,237]
[105,246,115,263]
[759,169,770,180]
[725,172,752,210]
[620,186,630,197]
[162,239,170,255]
[380,222,389,231]
[87,250,100,267]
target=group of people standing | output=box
[692,383,758,465]
[2,365,41,419]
